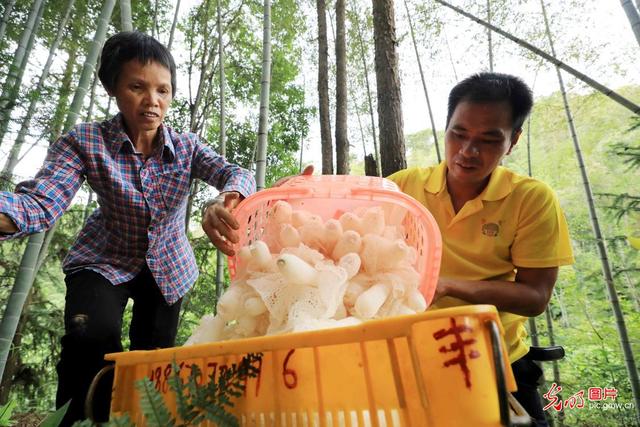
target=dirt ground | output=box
[10,413,46,427]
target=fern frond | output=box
[135,378,175,427]
[201,402,239,427]
[170,361,198,423]
[105,414,135,426]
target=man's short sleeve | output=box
[511,182,574,268]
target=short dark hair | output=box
[446,72,533,135]
[98,31,177,97]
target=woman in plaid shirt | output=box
[0,31,256,425]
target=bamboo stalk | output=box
[434,0,640,116]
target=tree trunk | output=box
[152,0,160,39]
[486,0,493,71]
[1,0,75,188]
[66,0,117,130]
[403,0,440,163]
[334,0,349,174]
[621,0,640,48]
[540,0,640,421]
[49,48,78,142]
[544,306,565,427]
[0,0,45,148]
[215,0,227,300]
[0,233,44,381]
[364,153,378,177]
[0,283,35,404]
[84,71,99,122]
[317,0,333,174]
[167,0,182,50]
[256,0,271,190]
[372,0,406,176]
[615,246,640,311]
[185,1,220,233]
[0,0,117,383]
[0,0,17,48]
[354,98,368,159]
[119,0,133,31]
[189,33,218,133]
[435,0,640,116]
[352,3,381,176]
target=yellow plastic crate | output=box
[106,305,516,426]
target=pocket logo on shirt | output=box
[482,222,500,237]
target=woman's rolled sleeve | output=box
[0,132,86,240]
[191,140,256,198]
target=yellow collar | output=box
[424,161,514,202]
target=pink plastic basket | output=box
[229,175,442,305]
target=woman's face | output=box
[109,59,173,141]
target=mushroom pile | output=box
[185,200,427,345]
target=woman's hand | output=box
[0,213,18,234]
[201,192,242,256]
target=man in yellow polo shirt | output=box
[388,72,574,427]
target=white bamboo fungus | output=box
[270,200,293,224]
[360,234,412,274]
[244,296,268,316]
[237,315,258,336]
[291,210,317,228]
[323,219,343,254]
[338,253,361,279]
[332,230,362,260]
[277,253,317,286]
[344,279,368,309]
[279,223,301,248]
[186,200,429,345]
[217,285,244,318]
[405,288,427,312]
[184,314,224,345]
[237,245,252,263]
[361,206,386,236]
[298,222,326,251]
[355,283,392,319]
[249,240,273,271]
[339,212,363,234]
[281,244,324,266]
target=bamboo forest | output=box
[0,0,639,426]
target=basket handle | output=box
[486,319,511,427]
[85,364,115,422]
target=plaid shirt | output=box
[0,114,255,304]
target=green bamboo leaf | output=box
[0,400,15,427]
[38,401,70,427]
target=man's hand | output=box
[201,192,242,256]
[272,164,314,187]
[0,213,17,234]
[432,267,558,317]
[433,277,450,302]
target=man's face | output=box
[445,100,520,189]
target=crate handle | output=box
[486,318,511,427]
[85,364,115,422]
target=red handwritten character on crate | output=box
[588,387,603,401]
[543,382,563,412]
[603,387,619,400]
